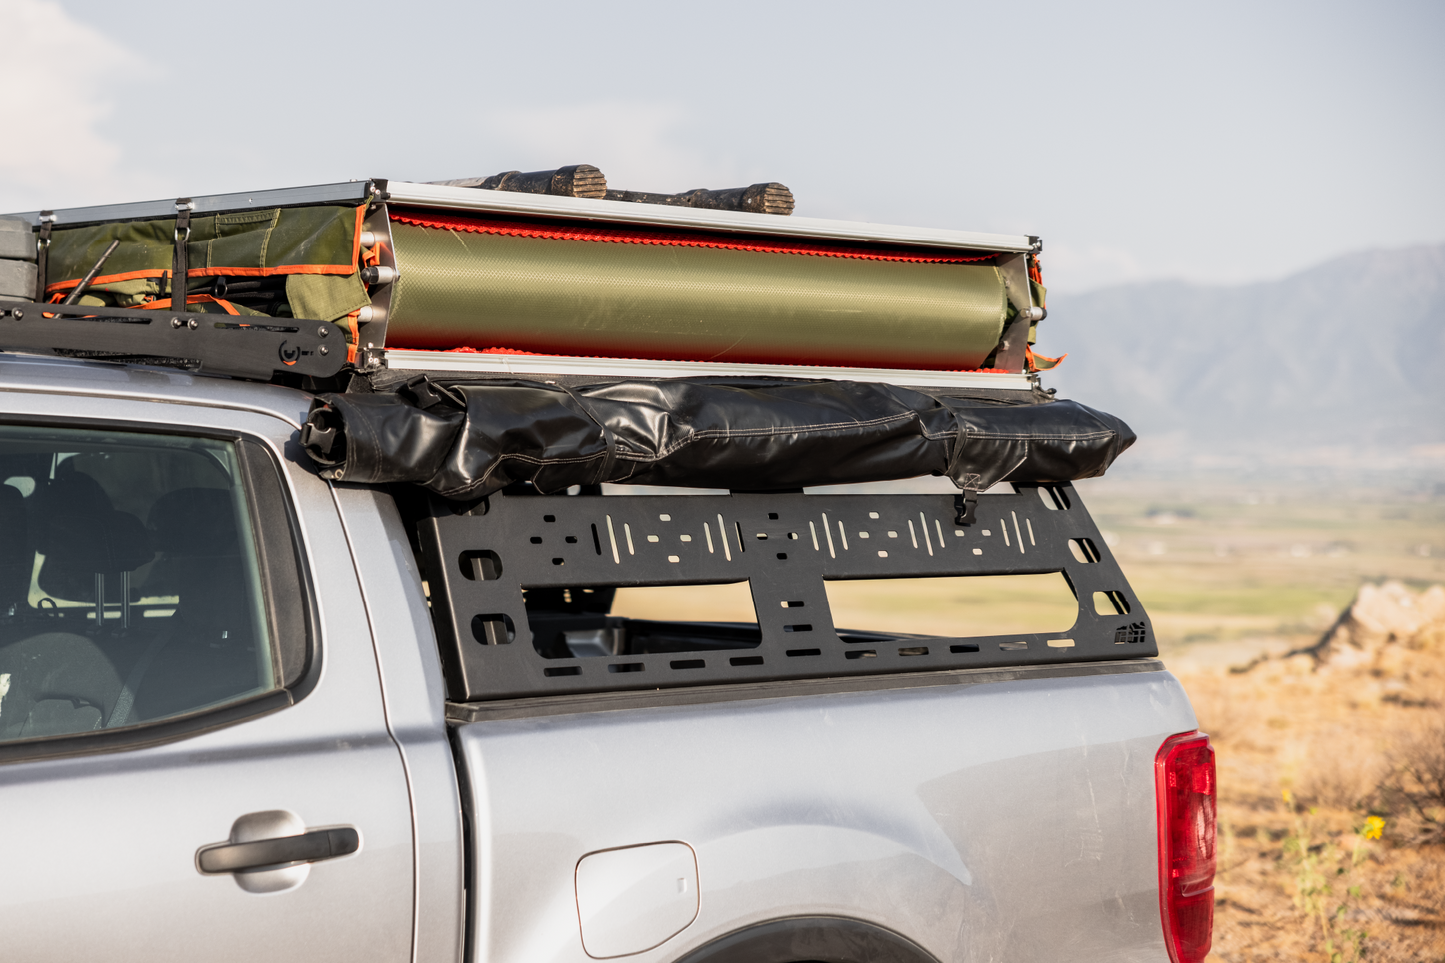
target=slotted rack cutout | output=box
[419,484,1154,701]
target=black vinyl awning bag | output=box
[299,379,1134,501]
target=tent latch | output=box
[172,198,193,312]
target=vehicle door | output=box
[0,390,415,962]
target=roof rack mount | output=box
[0,298,347,380]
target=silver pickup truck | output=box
[0,180,1214,963]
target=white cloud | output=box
[0,0,153,211]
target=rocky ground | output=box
[1178,582,1445,962]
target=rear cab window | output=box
[0,424,306,749]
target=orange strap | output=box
[46,262,358,294]
[391,211,1001,265]
[140,295,241,315]
[349,205,367,271]
[47,204,368,293]
[344,309,361,364]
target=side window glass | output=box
[0,425,281,743]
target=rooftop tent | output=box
[18,172,1048,374]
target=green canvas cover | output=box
[42,205,365,316]
[285,273,371,322]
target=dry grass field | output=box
[1081,475,1445,963]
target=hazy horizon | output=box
[3,0,1441,294]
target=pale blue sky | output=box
[3,0,1440,292]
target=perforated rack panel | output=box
[418,483,1154,701]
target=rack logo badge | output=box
[1114,622,1147,644]
[279,341,305,366]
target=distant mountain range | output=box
[1041,243,1445,477]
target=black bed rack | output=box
[418,481,1156,702]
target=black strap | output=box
[954,490,979,526]
[947,423,982,524]
[560,385,619,486]
[399,374,463,411]
[172,198,192,312]
[34,212,53,302]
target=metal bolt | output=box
[172,317,183,328]
[317,325,328,338]
[11,309,21,320]
[188,318,198,330]
[318,345,329,356]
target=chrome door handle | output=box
[197,827,359,874]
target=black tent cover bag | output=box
[300,378,1135,501]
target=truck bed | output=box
[452,660,1193,963]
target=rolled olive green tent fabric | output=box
[386,215,1010,370]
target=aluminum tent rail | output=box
[6,179,1039,254]
[382,180,1038,253]
[382,349,1038,391]
[4,182,373,228]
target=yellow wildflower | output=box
[1360,816,1385,841]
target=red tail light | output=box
[1156,731,1216,963]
